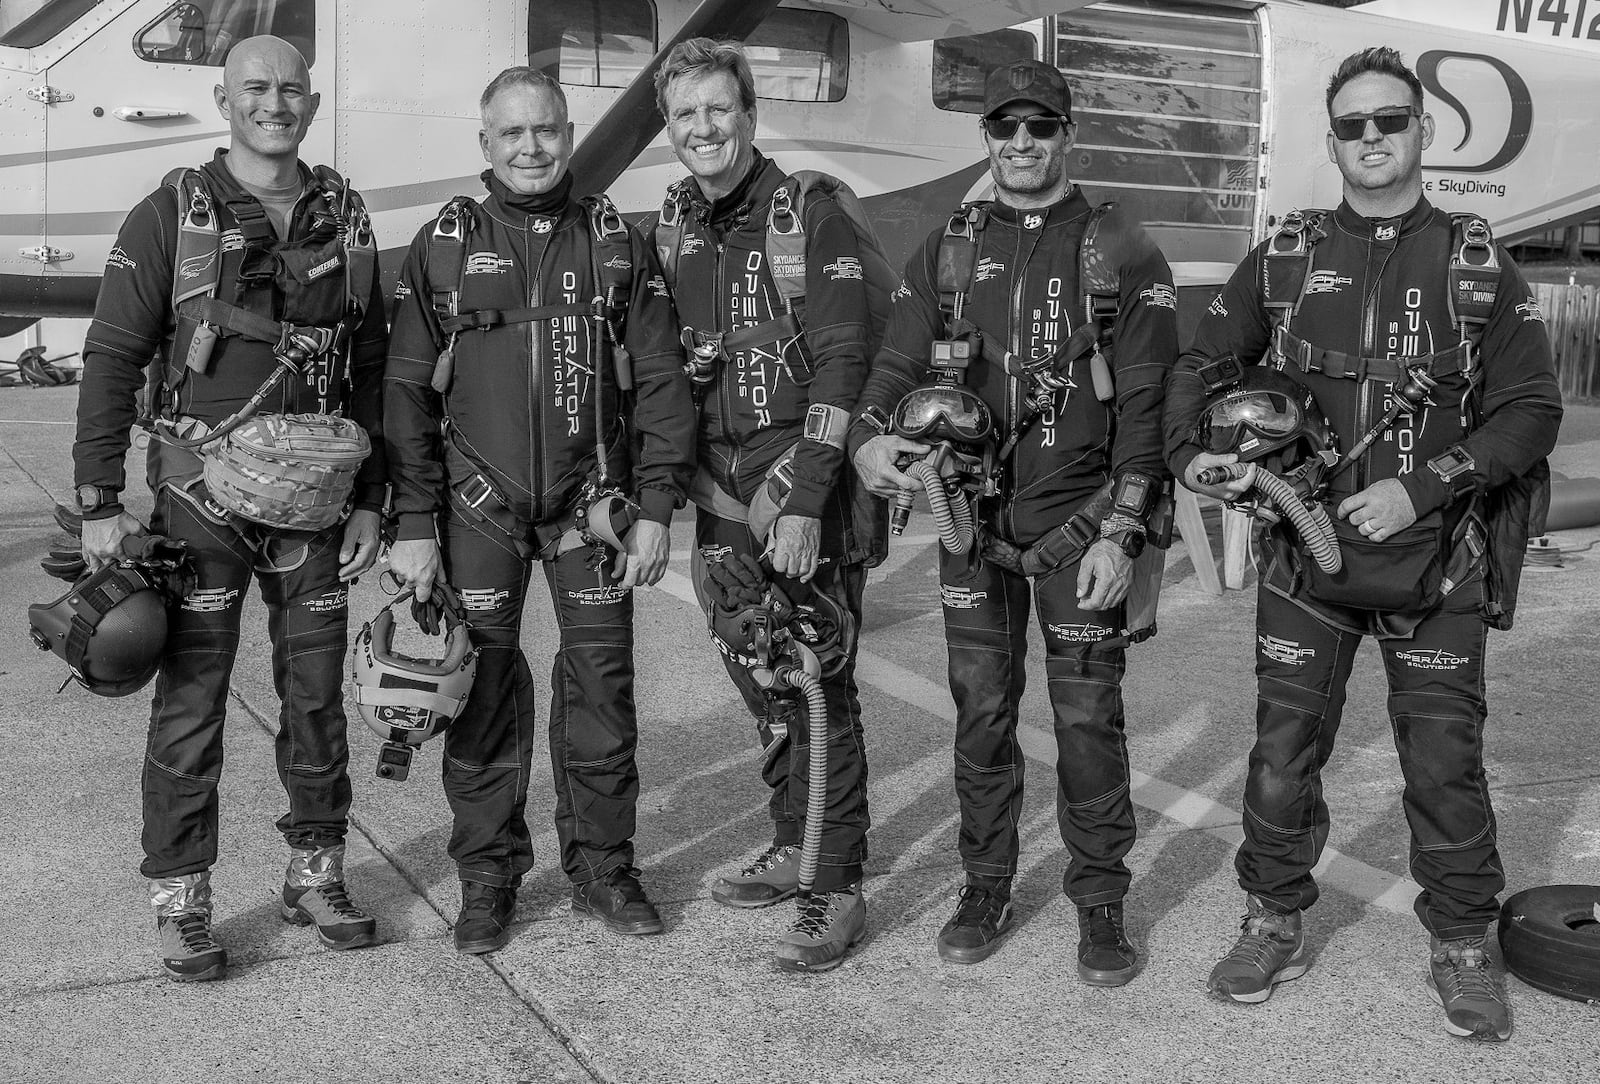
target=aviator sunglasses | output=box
[1330,105,1420,142]
[981,114,1070,140]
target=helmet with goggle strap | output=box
[352,583,477,777]
[891,382,994,445]
[1195,366,1334,473]
[28,563,169,697]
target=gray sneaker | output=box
[1426,934,1512,1041]
[1208,895,1307,1003]
[774,884,866,973]
[150,873,226,982]
[280,844,377,949]
[711,844,801,909]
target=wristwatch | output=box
[76,484,118,514]
[1100,513,1147,559]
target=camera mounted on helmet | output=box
[352,582,478,781]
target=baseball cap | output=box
[982,60,1072,120]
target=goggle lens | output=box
[1200,391,1300,453]
[1331,107,1418,142]
[981,114,1069,141]
[892,385,994,443]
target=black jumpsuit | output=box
[385,173,695,890]
[1164,197,1561,937]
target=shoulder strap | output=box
[311,164,377,321]
[580,193,635,393]
[766,176,808,309]
[425,196,476,324]
[936,201,990,329]
[1076,201,1122,402]
[1261,208,1330,331]
[1447,212,1498,364]
[652,181,692,289]
[165,167,221,310]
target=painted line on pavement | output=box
[657,566,1416,915]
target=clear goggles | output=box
[1198,390,1302,454]
[891,384,994,444]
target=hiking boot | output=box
[774,884,866,973]
[936,879,1014,965]
[1426,934,1512,1042]
[1209,895,1307,1003]
[572,866,664,936]
[280,844,377,950]
[150,873,226,982]
[455,881,518,955]
[711,844,801,909]
[1077,902,1137,986]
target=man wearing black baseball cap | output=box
[851,57,1176,981]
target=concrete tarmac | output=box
[1,383,1596,1083]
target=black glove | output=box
[411,591,445,637]
[54,502,83,537]
[41,547,86,582]
[704,554,794,660]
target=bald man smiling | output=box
[72,34,388,981]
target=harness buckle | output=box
[458,474,496,512]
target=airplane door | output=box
[43,0,332,281]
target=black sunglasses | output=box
[981,114,1070,141]
[1331,106,1420,142]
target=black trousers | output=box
[1242,581,1503,938]
[694,510,870,891]
[938,548,1135,906]
[441,503,640,889]
[142,484,352,879]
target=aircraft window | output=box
[529,0,656,89]
[0,0,101,48]
[1057,0,1262,264]
[747,9,847,102]
[932,29,1036,114]
[133,0,315,67]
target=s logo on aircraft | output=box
[1417,50,1532,175]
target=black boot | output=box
[455,881,517,955]
[572,866,664,936]
[1076,901,1137,986]
[936,876,1014,965]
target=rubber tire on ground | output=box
[1498,884,1600,1004]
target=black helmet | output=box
[1195,365,1334,473]
[28,564,168,696]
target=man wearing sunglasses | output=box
[1165,47,1560,1041]
[850,60,1176,980]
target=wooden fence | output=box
[1533,282,1600,400]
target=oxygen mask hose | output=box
[783,668,830,898]
[906,459,976,554]
[1196,463,1341,574]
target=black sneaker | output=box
[157,911,227,982]
[572,866,664,936]
[455,881,517,955]
[937,880,1014,965]
[1426,934,1512,1042]
[281,881,377,950]
[1077,902,1137,986]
